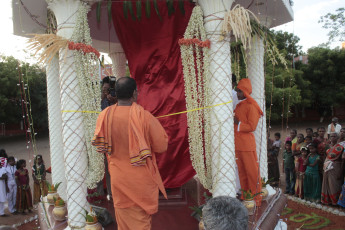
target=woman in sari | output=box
[321,133,344,205]
[267,133,280,186]
[32,155,48,204]
[337,128,345,207]
[15,159,33,213]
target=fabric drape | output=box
[111,1,196,188]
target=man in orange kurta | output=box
[92,77,168,230]
[234,78,263,203]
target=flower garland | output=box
[71,3,104,189]
[179,6,213,191]
[68,41,100,58]
[27,34,101,64]
[178,38,210,48]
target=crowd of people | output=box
[0,149,48,217]
[268,117,345,208]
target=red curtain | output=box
[112,1,196,188]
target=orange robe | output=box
[234,99,262,197]
[93,104,168,230]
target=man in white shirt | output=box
[327,117,342,137]
[6,157,17,214]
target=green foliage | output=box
[0,56,47,130]
[46,181,62,192]
[319,7,345,42]
[241,189,262,200]
[265,65,302,121]
[301,47,345,117]
[272,30,303,60]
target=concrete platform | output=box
[37,179,286,230]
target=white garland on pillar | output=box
[48,0,88,228]
[180,6,212,190]
[247,35,267,180]
[198,0,236,197]
[71,3,104,190]
[109,51,127,78]
[46,55,67,200]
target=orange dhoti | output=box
[235,150,261,195]
[115,206,152,230]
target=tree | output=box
[319,7,345,42]
[272,30,303,61]
[302,47,345,117]
[264,31,307,122]
[0,56,48,131]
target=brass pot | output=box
[85,221,102,230]
[242,199,256,215]
[52,205,67,221]
[199,218,204,230]
[261,187,268,200]
[47,192,59,205]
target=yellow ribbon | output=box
[61,100,233,118]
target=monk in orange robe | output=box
[92,77,168,230]
[234,78,263,204]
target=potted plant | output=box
[83,207,102,230]
[52,197,67,221]
[46,181,62,205]
[189,192,212,230]
[190,205,205,230]
[261,177,272,200]
[241,189,262,215]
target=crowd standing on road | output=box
[0,148,50,217]
[269,117,345,208]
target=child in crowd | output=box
[303,143,321,203]
[32,155,48,204]
[273,132,282,154]
[312,132,319,140]
[15,159,33,214]
[283,141,295,195]
[6,157,17,214]
[295,147,308,198]
[305,135,313,147]
[0,162,8,217]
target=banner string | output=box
[61,100,233,118]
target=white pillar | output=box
[109,48,127,78]
[48,0,88,228]
[46,55,67,200]
[247,34,267,179]
[198,0,236,197]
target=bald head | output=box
[115,77,137,100]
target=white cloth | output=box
[327,123,342,134]
[0,202,4,215]
[273,140,281,148]
[0,167,7,203]
[235,164,241,193]
[274,219,287,230]
[6,165,16,186]
[5,165,16,213]
[232,89,239,111]
[7,183,16,213]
